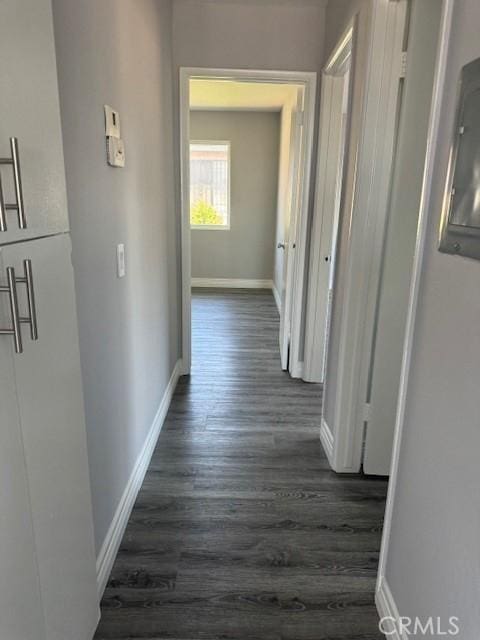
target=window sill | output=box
[191,225,231,231]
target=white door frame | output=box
[375,0,454,620]
[179,67,317,375]
[279,95,304,372]
[320,0,409,472]
[303,20,356,384]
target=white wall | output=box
[52,0,179,554]
[383,1,480,635]
[190,110,280,281]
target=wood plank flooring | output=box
[95,289,388,640]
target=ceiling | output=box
[189,79,300,111]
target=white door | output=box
[279,95,304,370]
[304,68,350,383]
[0,234,99,640]
[0,0,70,242]
[0,297,45,640]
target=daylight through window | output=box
[190,142,230,228]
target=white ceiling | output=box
[189,79,300,111]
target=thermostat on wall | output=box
[104,105,121,138]
[104,105,125,167]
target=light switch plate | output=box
[104,105,121,138]
[116,244,126,278]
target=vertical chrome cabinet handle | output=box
[7,267,23,353]
[10,138,26,229]
[23,259,38,340]
[0,267,23,354]
[0,137,26,230]
[0,173,7,232]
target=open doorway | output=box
[179,69,316,377]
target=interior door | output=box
[0,277,45,640]
[0,0,69,242]
[279,93,304,370]
[304,70,350,383]
[0,234,99,640]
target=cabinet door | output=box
[0,281,45,638]
[0,234,99,640]
[0,0,69,243]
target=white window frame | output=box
[189,139,231,231]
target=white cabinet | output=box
[0,0,70,242]
[0,312,44,639]
[0,234,99,640]
[0,2,99,637]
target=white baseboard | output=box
[271,282,281,314]
[96,359,182,598]
[191,277,273,289]
[376,577,405,640]
[320,417,334,463]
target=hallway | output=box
[95,290,387,639]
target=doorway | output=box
[179,68,317,377]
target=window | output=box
[190,141,230,229]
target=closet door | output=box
[0,234,99,640]
[0,297,45,639]
[0,0,69,243]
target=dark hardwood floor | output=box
[95,289,388,640]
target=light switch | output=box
[116,244,126,278]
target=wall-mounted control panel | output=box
[107,137,125,168]
[104,105,125,167]
[439,57,480,260]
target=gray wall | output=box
[172,0,326,73]
[172,0,327,334]
[190,110,280,281]
[324,0,367,60]
[384,0,480,635]
[365,0,442,474]
[52,0,179,554]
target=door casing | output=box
[179,67,317,376]
[303,20,356,384]
[320,0,409,473]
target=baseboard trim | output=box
[192,278,273,289]
[320,417,334,462]
[271,283,281,314]
[376,577,405,640]
[96,359,182,598]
